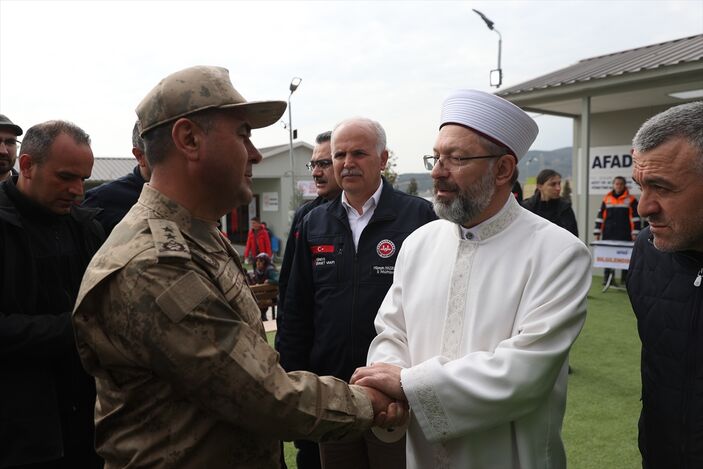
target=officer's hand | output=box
[358,385,408,429]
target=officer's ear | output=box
[171,118,203,162]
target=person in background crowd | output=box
[250,252,279,286]
[593,175,640,286]
[279,117,437,469]
[71,65,406,468]
[249,252,279,322]
[522,168,578,237]
[276,129,341,469]
[511,179,523,202]
[627,101,703,468]
[352,89,591,469]
[244,215,272,263]
[82,121,151,236]
[0,114,22,182]
[0,120,104,468]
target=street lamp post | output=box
[472,9,503,88]
[288,77,302,207]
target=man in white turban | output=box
[352,89,592,469]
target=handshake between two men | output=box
[353,363,407,429]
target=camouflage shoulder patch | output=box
[148,218,191,262]
[156,270,210,323]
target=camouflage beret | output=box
[136,65,286,136]
[0,114,23,136]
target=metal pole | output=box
[495,28,503,87]
[288,92,295,206]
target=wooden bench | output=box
[249,283,279,318]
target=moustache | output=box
[314,176,328,184]
[341,169,363,177]
[434,180,459,192]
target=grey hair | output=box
[132,121,146,152]
[19,120,91,165]
[632,101,703,172]
[315,130,332,144]
[333,117,387,155]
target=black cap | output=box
[0,114,23,136]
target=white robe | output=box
[368,195,591,469]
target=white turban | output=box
[440,89,539,160]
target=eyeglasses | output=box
[306,159,333,171]
[422,154,501,171]
[0,138,20,147]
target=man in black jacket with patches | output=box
[627,101,703,468]
[82,121,151,236]
[279,117,436,469]
[0,120,104,468]
[276,130,341,469]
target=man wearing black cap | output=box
[352,90,592,468]
[72,65,406,467]
[0,114,22,181]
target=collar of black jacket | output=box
[0,176,101,227]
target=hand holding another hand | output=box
[358,385,409,429]
[351,362,405,401]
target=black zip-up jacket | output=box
[522,193,579,238]
[627,227,703,468]
[279,179,436,381]
[0,177,104,467]
[82,165,146,236]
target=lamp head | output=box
[472,9,495,30]
[290,77,302,93]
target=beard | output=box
[433,169,496,226]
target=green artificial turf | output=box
[266,276,643,468]
[265,331,298,467]
[563,278,641,468]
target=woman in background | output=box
[522,169,578,237]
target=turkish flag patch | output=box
[310,244,335,254]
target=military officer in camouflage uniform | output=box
[72,66,405,468]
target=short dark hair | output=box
[132,121,145,152]
[20,120,91,165]
[250,216,260,222]
[142,109,219,167]
[316,131,332,144]
[613,176,626,185]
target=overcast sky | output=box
[1,0,701,174]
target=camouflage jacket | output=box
[72,185,373,468]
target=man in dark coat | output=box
[627,101,703,468]
[82,121,151,236]
[279,118,437,469]
[0,113,22,182]
[276,130,341,469]
[0,120,104,467]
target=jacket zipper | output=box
[350,249,359,378]
[680,264,703,465]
